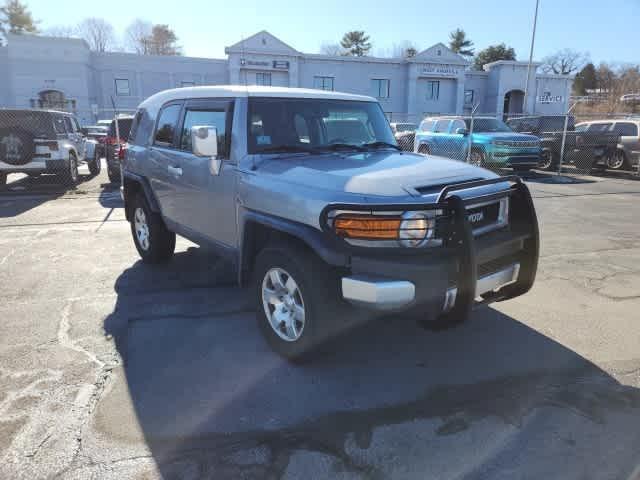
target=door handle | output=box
[167,165,183,176]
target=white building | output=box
[0,31,572,125]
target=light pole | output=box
[523,0,540,114]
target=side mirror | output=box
[455,127,469,136]
[191,125,221,175]
[81,128,89,136]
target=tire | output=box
[129,193,176,263]
[538,149,556,170]
[417,143,431,155]
[62,152,79,186]
[88,151,101,176]
[0,128,35,166]
[253,241,338,361]
[107,165,120,184]
[606,150,627,170]
[469,148,484,167]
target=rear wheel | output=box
[607,150,627,170]
[107,165,120,183]
[88,151,101,176]
[538,149,556,170]
[130,193,175,263]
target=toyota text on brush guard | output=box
[121,86,539,360]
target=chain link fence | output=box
[0,106,136,194]
[388,111,640,179]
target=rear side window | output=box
[434,120,450,133]
[613,122,638,137]
[450,119,466,132]
[180,109,227,156]
[63,117,73,133]
[154,104,182,146]
[587,123,612,133]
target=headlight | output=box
[331,210,440,247]
[398,211,435,247]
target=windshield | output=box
[464,118,513,133]
[247,98,397,154]
[108,118,134,140]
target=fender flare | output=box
[238,210,348,285]
[122,171,161,220]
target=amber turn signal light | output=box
[334,215,402,240]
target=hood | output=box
[473,132,540,142]
[256,151,496,197]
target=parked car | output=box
[414,116,541,172]
[506,115,619,171]
[0,109,100,187]
[122,86,539,360]
[82,125,108,158]
[105,115,134,183]
[574,119,639,171]
[390,122,418,152]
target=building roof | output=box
[483,60,542,70]
[140,85,376,110]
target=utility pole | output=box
[523,0,540,114]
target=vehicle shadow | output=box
[0,168,103,217]
[103,249,640,479]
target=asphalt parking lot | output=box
[1,163,640,480]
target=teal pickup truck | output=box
[414,116,541,172]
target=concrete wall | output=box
[0,46,9,106]
[463,72,489,113]
[299,56,407,113]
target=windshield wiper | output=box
[255,144,319,154]
[362,141,401,151]
[319,143,366,152]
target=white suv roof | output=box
[140,85,376,110]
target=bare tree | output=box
[541,49,589,75]
[125,18,152,54]
[319,42,343,56]
[77,17,115,52]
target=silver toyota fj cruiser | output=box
[122,86,539,360]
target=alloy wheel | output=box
[261,267,306,342]
[134,207,150,251]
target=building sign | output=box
[240,59,270,67]
[537,93,564,103]
[421,65,459,76]
[273,60,289,70]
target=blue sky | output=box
[27,0,640,65]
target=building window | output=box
[427,80,440,100]
[181,81,195,87]
[464,89,474,105]
[115,79,130,96]
[371,79,390,99]
[256,72,272,86]
[313,76,334,91]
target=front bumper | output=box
[487,147,541,167]
[325,177,539,318]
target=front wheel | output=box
[62,152,79,186]
[254,242,338,361]
[469,149,484,167]
[129,193,176,263]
